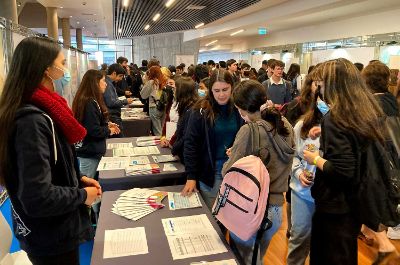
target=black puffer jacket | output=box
[5,105,92,256]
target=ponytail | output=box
[261,107,290,137]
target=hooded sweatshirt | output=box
[374,92,399,117]
[222,118,295,205]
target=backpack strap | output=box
[248,122,261,157]
[251,204,273,265]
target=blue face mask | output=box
[198,89,206,97]
[60,69,71,87]
[317,99,330,115]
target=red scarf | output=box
[30,85,86,144]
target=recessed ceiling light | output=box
[205,40,218,46]
[82,27,85,29]
[60,6,63,9]
[144,24,150,30]
[186,5,206,10]
[230,29,244,36]
[118,28,122,33]
[77,21,80,24]
[153,13,160,22]
[17,2,21,7]
[69,15,72,18]
[195,23,204,29]
[170,19,184,22]
[165,0,176,8]
[123,0,129,7]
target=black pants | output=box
[28,248,79,265]
[310,211,361,265]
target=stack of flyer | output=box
[125,164,161,176]
[136,136,161,147]
[111,188,167,221]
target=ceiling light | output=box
[77,21,80,24]
[205,40,218,46]
[17,2,21,7]
[186,5,206,10]
[82,27,85,29]
[60,6,63,9]
[230,29,244,36]
[153,13,160,21]
[123,0,129,7]
[170,19,184,22]
[195,23,204,29]
[166,0,176,8]
[69,15,72,18]
[118,28,122,33]
[144,24,150,30]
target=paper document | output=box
[97,157,130,171]
[168,192,202,210]
[103,227,148,258]
[107,142,133,149]
[166,121,177,140]
[137,136,160,142]
[118,96,127,101]
[153,155,178,163]
[161,214,227,260]
[113,146,160,157]
[112,188,167,221]
[163,163,178,172]
[125,164,160,176]
[190,259,238,265]
[130,156,151,165]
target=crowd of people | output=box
[0,36,399,265]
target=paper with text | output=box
[103,227,148,258]
[168,192,202,210]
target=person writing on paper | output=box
[73,69,120,179]
[170,77,199,163]
[103,63,134,137]
[182,69,243,209]
[221,80,294,264]
[0,37,101,265]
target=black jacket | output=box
[375,92,399,117]
[171,108,192,163]
[184,107,243,188]
[76,99,109,159]
[311,112,362,214]
[5,105,92,256]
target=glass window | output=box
[83,44,98,52]
[98,38,115,45]
[99,44,117,52]
[103,51,116,66]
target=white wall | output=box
[312,47,375,66]
[198,51,250,64]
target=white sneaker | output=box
[387,225,400,240]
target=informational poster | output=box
[389,55,400,69]
[379,46,400,65]
[176,55,195,69]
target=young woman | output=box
[170,77,199,163]
[72,69,120,179]
[140,66,166,136]
[0,37,100,265]
[287,84,323,265]
[303,58,385,265]
[182,69,243,209]
[222,80,295,265]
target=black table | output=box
[122,117,151,137]
[90,186,239,265]
[99,137,186,191]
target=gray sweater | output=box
[222,118,295,205]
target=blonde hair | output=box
[161,67,171,80]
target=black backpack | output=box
[350,137,400,232]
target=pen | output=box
[168,220,175,232]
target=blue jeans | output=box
[78,157,100,179]
[287,191,315,265]
[230,205,283,265]
[149,106,165,136]
[199,159,225,210]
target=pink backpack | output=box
[212,122,271,241]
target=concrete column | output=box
[0,0,18,23]
[61,18,71,46]
[46,7,58,40]
[76,28,83,50]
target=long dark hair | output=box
[175,77,199,116]
[0,37,61,185]
[286,63,300,81]
[300,92,323,139]
[233,80,290,136]
[315,58,384,141]
[193,69,234,123]
[72,69,109,123]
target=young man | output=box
[104,63,134,137]
[258,58,276,84]
[227,59,239,85]
[115,56,132,98]
[262,60,292,106]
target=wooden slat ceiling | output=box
[113,0,261,38]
